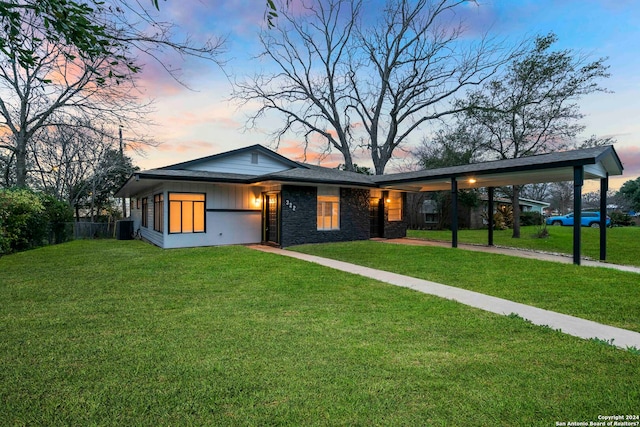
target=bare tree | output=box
[1,1,226,189]
[458,33,610,237]
[236,0,513,174]
[549,181,573,215]
[28,122,125,210]
[519,183,551,203]
[0,7,156,188]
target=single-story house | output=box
[116,143,623,265]
[115,144,407,248]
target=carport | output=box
[375,145,624,265]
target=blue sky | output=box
[130,0,640,190]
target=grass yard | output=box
[408,225,640,267]
[292,240,640,333]
[1,240,639,426]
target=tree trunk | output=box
[14,133,28,188]
[512,184,521,238]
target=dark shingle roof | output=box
[258,163,377,187]
[373,145,623,187]
[116,144,623,198]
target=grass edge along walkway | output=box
[387,237,640,274]
[251,245,640,350]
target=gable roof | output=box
[115,145,377,197]
[158,144,303,171]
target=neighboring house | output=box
[414,195,550,229]
[115,145,407,249]
[420,199,439,229]
[469,196,550,228]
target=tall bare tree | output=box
[0,6,153,188]
[236,0,513,174]
[458,33,610,237]
[0,1,225,189]
[28,122,129,212]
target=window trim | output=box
[153,193,164,233]
[168,192,206,234]
[317,187,340,231]
[387,193,403,222]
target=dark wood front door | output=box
[264,192,280,244]
[370,198,383,238]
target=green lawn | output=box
[292,240,640,333]
[408,225,640,267]
[1,240,639,426]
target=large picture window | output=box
[317,187,340,230]
[169,193,205,234]
[153,193,164,233]
[141,197,148,228]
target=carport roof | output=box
[374,145,624,191]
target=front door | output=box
[370,198,383,238]
[264,192,280,244]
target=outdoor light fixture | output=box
[254,197,261,207]
[468,178,477,184]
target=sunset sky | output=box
[128,0,640,191]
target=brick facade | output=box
[280,185,372,247]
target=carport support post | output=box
[451,177,458,248]
[488,187,494,246]
[573,166,584,265]
[600,175,608,261]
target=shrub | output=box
[42,194,74,243]
[609,211,634,227]
[493,206,513,230]
[0,188,46,255]
[0,188,73,255]
[520,211,544,226]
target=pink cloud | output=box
[135,58,189,98]
[276,139,340,166]
[159,140,218,153]
[157,143,190,153]
[617,145,640,178]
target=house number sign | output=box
[284,199,297,212]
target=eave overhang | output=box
[373,145,624,192]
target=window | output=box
[317,187,340,230]
[141,198,148,228]
[153,193,164,233]
[251,153,259,164]
[169,193,205,233]
[387,193,403,222]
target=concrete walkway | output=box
[250,244,640,350]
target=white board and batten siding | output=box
[160,181,264,249]
[134,184,164,248]
[185,150,293,175]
